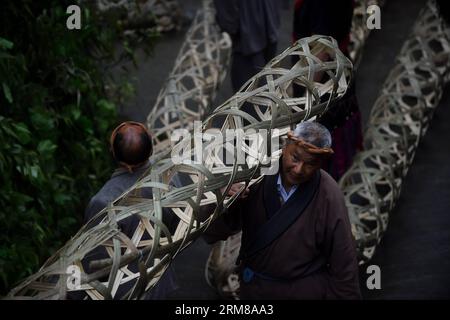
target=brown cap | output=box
[287,131,334,156]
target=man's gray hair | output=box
[290,121,332,148]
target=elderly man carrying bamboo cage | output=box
[202,121,361,299]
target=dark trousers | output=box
[231,42,278,92]
[231,42,277,121]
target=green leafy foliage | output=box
[0,0,158,294]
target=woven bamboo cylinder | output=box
[339,157,394,263]
[366,93,425,178]
[147,0,232,157]
[341,0,450,264]
[403,0,450,81]
[7,35,353,300]
[381,60,442,135]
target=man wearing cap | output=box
[80,121,179,300]
[203,121,361,299]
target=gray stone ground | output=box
[115,0,450,299]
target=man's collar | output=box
[276,173,282,191]
[276,173,298,194]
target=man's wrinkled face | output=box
[281,142,322,186]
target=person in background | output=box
[292,0,363,180]
[71,121,179,299]
[214,0,281,92]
